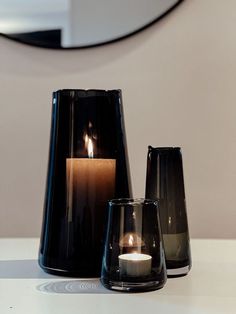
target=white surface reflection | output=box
[37,279,114,294]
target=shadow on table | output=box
[0,259,115,294]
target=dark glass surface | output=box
[39,89,132,277]
[101,199,167,292]
[145,147,191,277]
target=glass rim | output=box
[148,145,181,151]
[108,198,158,206]
[53,89,121,97]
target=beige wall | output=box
[0,0,235,238]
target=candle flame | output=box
[128,234,134,246]
[119,232,144,248]
[88,138,94,158]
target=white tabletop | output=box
[0,238,235,314]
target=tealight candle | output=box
[119,253,152,277]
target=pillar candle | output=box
[66,158,116,219]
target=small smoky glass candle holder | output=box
[101,199,167,292]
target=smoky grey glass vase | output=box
[145,147,191,277]
[39,89,132,277]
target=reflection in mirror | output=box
[0,0,183,48]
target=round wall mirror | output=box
[0,0,183,49]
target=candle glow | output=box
[66,135,116,221]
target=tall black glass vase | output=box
[39,89,132,277]
[145,147,191,277]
